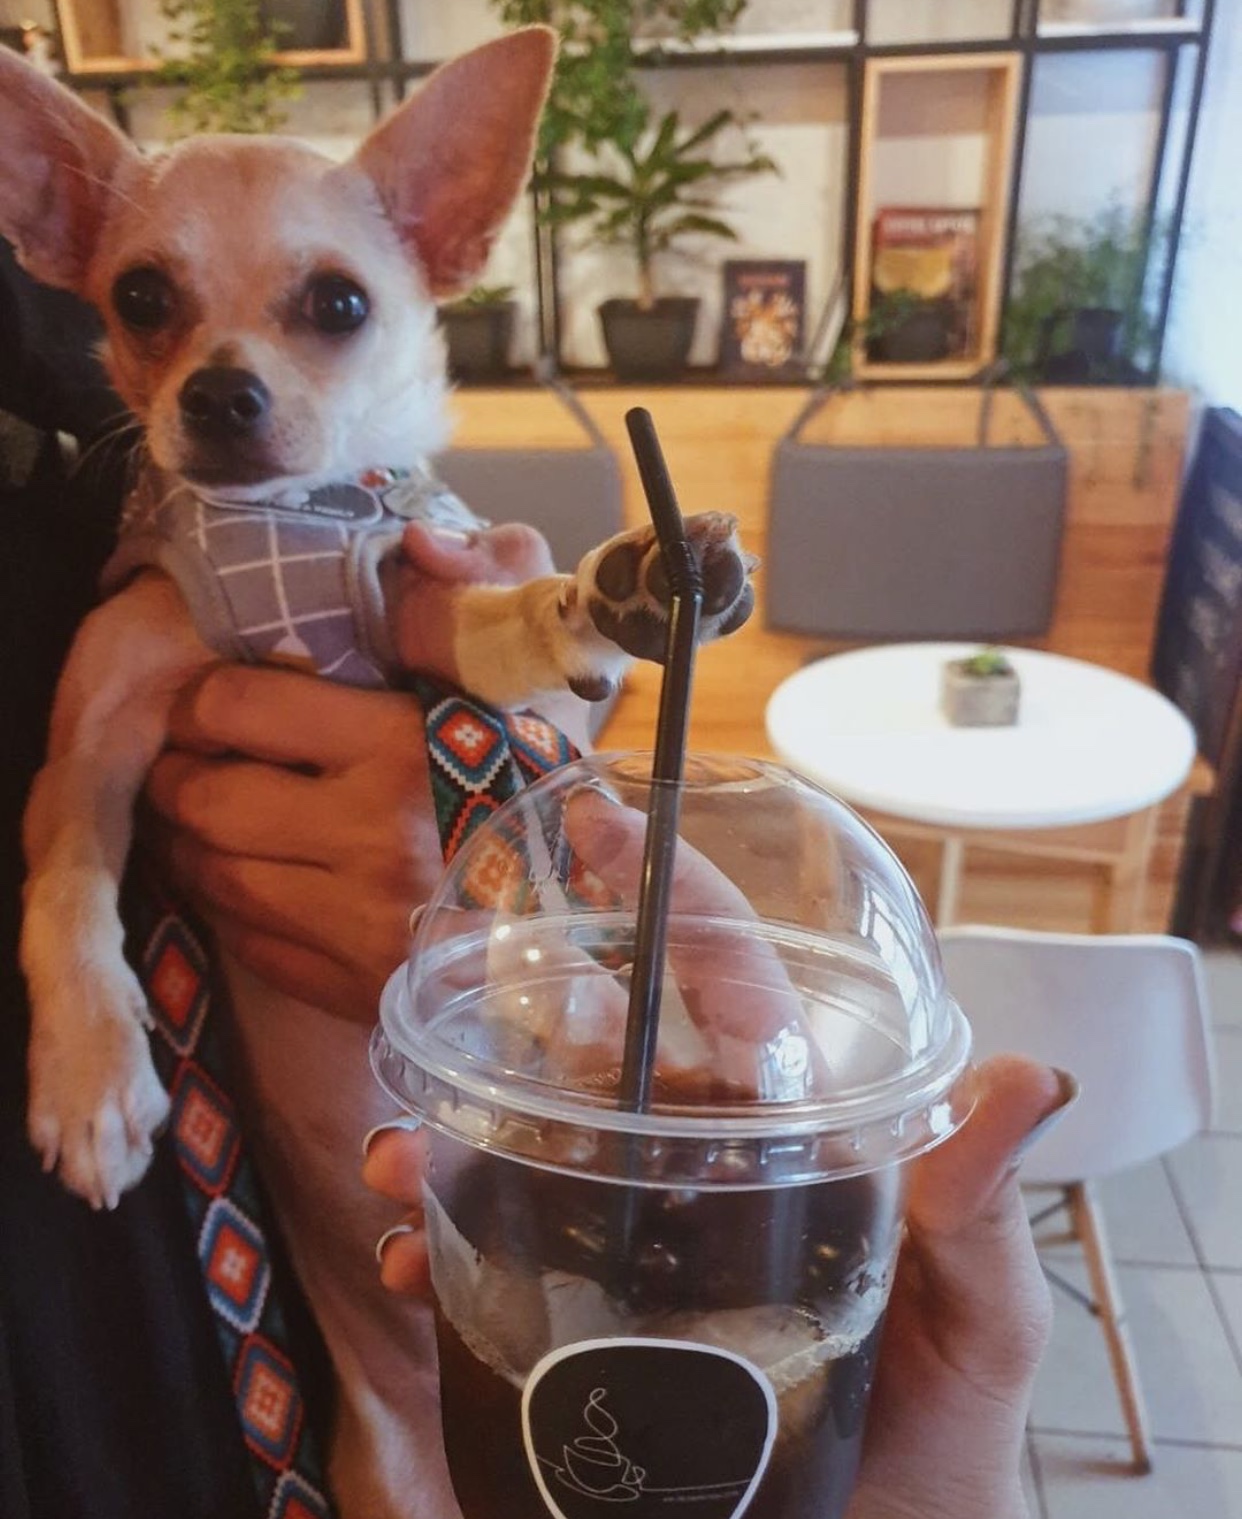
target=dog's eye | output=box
[304,274,370,335]
[112,267,175,332]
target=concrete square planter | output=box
[941,658,1021,726]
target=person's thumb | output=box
[901,1055,1078,1388]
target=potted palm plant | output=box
[494,0,767,377]
[544,104,778,379]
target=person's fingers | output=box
[161,841,340,944]
[897,1055,1076,1389]
[166,663,425,772]
[907,1055,1076,1236]
[209,919,386,1022]
[363,1130,432,1296]
[362,1125,429,1205]
[377,1225,432,1297]
[401,519,555,586]
[146,753,333,863]
[562,790,821,1091]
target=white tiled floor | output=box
[1024,948,1242,1518]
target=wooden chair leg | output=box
[936,835,966,927]
[1068,1180,1154,1474]
[1100,806,1159,933]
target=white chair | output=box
[937,926,1217,1474]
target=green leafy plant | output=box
[542,105,777,309]
[153,0,301,136]
[440,284,517,313]
[1003,206,1163,380]
[960,646,1014,678]
[494,1,748,160]
[822,291,925,383]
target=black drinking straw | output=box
[618,408,703,1114]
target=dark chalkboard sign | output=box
[1152,408,1242,768]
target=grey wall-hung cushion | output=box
[766,383,1068,640]
[433,376,624,572]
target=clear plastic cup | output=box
[372,753,973,1519]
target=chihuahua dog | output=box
[0,28,755,1515]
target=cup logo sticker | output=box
[522,1338,776,1518]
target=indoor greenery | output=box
[823,291,925,383]
[541,106,777,309]
[441,284,517,312]
[494,1,748,161]
[153,0,301,136]
[959,646,1014,678]
[1003,205,1161,380]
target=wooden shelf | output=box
[853,51,1021,383]
[1036,17,1203,41]
[53,0,367,77]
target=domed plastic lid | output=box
[373,754,972,1186]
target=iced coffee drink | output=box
[372,755,973,1519]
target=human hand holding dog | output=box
[147,668,441,1021]
[147,522,592,1021]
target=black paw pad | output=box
[701,545,746,616]
[716,580,755,637]
[568,672,617,702]
[595,539,646,602]
[589,601,669,663]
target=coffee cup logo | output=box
[521,1338,776,1518]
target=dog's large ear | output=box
[0,50,137,293]
[351,26,555,298]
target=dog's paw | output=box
[27,967,170,1210]
[565,513,757,696]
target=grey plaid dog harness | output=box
[104,464,483,688]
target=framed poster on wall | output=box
[718,259,807,380]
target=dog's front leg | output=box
[395,512,757,708]
[21,573,216,1208]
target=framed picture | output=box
[869,206,981,363]
[718,259,808,380]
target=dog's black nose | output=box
[179,367,271,439]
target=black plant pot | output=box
[598,297,699,382]
[1037,306,1125,383]
[261,0,347,51]
[867,299,954,364]
[439,303,516,383]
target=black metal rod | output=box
[997,10,1038,357]
[617,409,702,1114]
[1151,0,1215,378]
[840,0,868,351]
[1147,0,1214,379]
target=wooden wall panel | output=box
[451,385,1202,932]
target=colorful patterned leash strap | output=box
[129,875,337,1519]
[408,674,580,861]
[126,679,576,1518]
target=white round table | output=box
[765,643,1198,927]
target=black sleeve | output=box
[0,240,334,1519]
[0,236,125,444]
